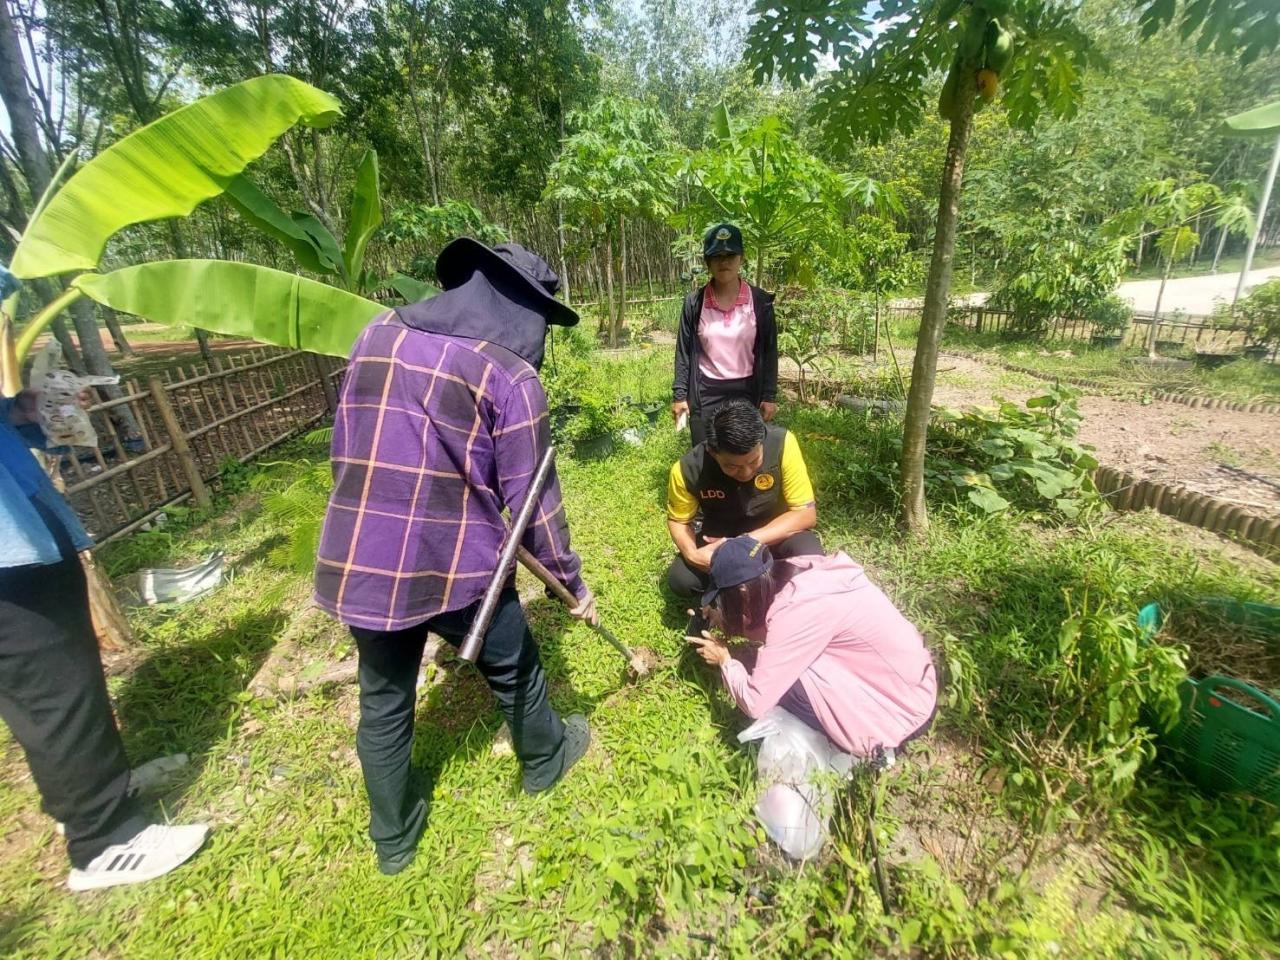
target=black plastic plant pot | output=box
[573,433,616,460]
[1243,345,1270,361]
[1194,351,1242,370]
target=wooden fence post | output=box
[148,375,211,509]
[310,353,338,416]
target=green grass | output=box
[2,356,1279,958]
[944,329,1280,403]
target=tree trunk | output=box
[68,298,141,437]
[556,93,570,304]
[102,307,135,357]
[616,213,626,347]
[603,229,616,344]
[82,548,135,650]
[166,220,217,367]
[1147,254,1175,358]
[50,315,86,373]
[1211,225,1229,274]
[873,285,882,362]
[405,48,440,205]
[0,0,51,200]
[899,68,979,536]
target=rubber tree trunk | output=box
[102,308,136,357]
[616,213,626,347]
[1146,254,1175,358]
[899,68,979,537]
[67,298,141,437]
[603,229,616,344]
[166,220,217,366]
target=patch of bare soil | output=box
[929,355,1280,518]
[882,732,1110,917]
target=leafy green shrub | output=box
[988,217,1126,333]
[1090,294,1132,337]
[931,385,1100,519]
[1220,277,1280,347]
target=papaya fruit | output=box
[976,68,999,101]
[982,18,1013,72]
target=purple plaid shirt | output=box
[314,313,586,631]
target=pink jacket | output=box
[720,552,937,756]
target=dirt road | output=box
[931,264,1280,316]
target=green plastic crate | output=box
[1138,600,1280,806]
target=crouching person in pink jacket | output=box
[687,536,937,758]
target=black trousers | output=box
[690,373,754,448]
[0,541,147,868]
[349,588,569,859]
[667,529,824,599]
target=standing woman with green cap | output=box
[672,224,778,447]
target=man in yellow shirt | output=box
[666,399,820,598]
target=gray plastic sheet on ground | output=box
[136,551,225,606]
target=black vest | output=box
[679,425,787,539]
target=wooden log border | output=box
[939,350,1280,415]
[1091,464,1278,559]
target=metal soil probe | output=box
[459,446,656,678]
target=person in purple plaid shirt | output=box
[314,238,599,875]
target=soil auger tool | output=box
[517,547,658,679]
[459,445,657,679]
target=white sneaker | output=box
[66,823,209,892]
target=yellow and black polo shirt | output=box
[666,425,815,539]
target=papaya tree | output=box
[544,98,673,347]
[746,0,1278,535]
[1,75,387,398]
[674,103,901,288]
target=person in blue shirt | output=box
[1,386,208,891]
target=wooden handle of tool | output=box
[516,547,578,606]
[458,447,557,663]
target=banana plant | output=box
[227,149,440,305]
[227,148,382,294]
[1,76,390,397]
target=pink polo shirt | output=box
[720,552,937,757]
[697,280,756,381]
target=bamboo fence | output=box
[55,347,343,546]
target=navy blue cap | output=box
[703,223,744,258]
[702,536,773,607]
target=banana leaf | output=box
[224,175,345,278]
[387,272,439,303]
[72,260,384,358]
[11,76,341,280]
[343,149,383,291]
[1225,100,1280,137]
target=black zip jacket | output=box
[671,283,778,409]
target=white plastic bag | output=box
[738,707,856,860]
[29,341,119,448]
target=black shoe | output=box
[524,714,590,795]
[375,797,428,876]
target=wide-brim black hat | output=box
[435,237,579,327]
